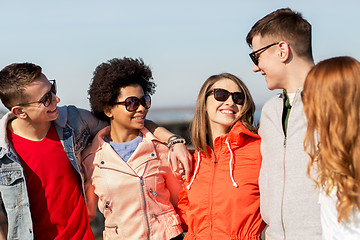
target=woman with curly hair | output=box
[82,57,183,240]
[176,73,265,239]
[302,56,360,239]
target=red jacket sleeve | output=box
[176,184,190,231]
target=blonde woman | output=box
[177,73,265,239]
[303,56,360,239]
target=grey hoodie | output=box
[258,89,321,240]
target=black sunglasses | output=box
[112,95,151,112]
[249,42,279,65]
[17,80,57,107]
[206,88,245,105]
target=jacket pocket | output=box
[0,170,25,209]
[151,209,182,236]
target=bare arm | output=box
[145,119,193,181]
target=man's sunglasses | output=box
[249,42,279,66]
[206,88,245,105]
[17,80,57,107]
[112,95,151,112]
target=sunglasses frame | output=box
[249,42,279,65]
[112,95,151,112]
[17,80,57,107]
[206,88,245,105]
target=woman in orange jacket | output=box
[177,73,266,239]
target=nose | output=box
[52,92,60,104]
[252,64,260,72]
[136,103,147,112]
[224,95,235,105]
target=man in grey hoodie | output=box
[246,8,321,240]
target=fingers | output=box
[169,149,180,172]
[181,154,191,182]
[171,144,193,182]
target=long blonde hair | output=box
[191,73,257,155]
[303,56,360,222]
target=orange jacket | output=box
[177,121,265,240]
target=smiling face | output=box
[205,78,242,139]
[18,74,60,124]
[251,35,286,90]
[105,84,148,141]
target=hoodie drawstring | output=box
[186,152,201,190]
[187,139,238,190]
[225,138,238,188]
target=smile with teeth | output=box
[220,110,235,114]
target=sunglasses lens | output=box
[51,81,57,94]
[232,92,245,105]
[250,54,258,65]
[42,91,53,107]
[213,89,230,101]
[125,97,140,111]
[141,95,151,109]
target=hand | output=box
[169,143,193,181]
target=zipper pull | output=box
[149,188,157,196]
[140,176,144,186]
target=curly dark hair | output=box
[88,57,156,122]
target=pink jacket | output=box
[82,126,183,240]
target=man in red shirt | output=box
[0,62,192,239]
[0,63,99,239]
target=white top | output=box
[287,92,296,106]
[319,187,360,239]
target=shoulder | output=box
[55,105,107,132]
[262,93,283,111]
[56,105,94,124]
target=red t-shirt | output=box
[8,123,94,240]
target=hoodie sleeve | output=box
[176,185,189,231]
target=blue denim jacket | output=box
[0,105,107,240]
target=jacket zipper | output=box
[151,209,173,219]
[139,174,150,239]
[105,225,118,234]
[97,165,138,177]
[98,162,151,239]
[281,134,287,240]
[208,146,218,240]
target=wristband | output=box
[167,134,182,144]
[167,137,186,149]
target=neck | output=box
[9,118,52,141]
[108,125,140,143]
[284,58,314,93]
[209,124,229,147]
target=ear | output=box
[104,106,113,118]
[11,106,28,119]
[278,41,290,63]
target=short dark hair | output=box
[88,57,156,122]
[0,62,42,110]
[246,8,313,61]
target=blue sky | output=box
[1,0,360,114]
